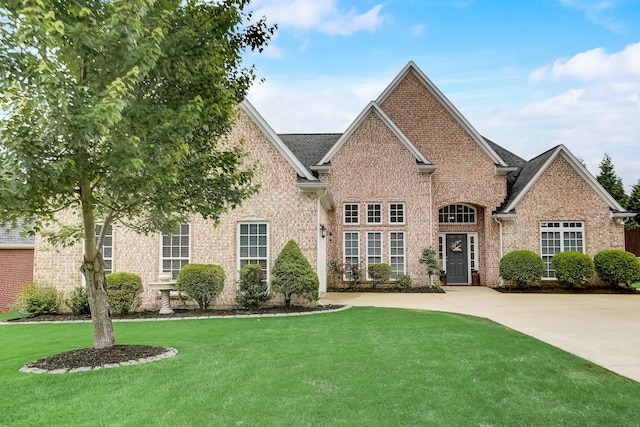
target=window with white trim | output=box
[389,203,405,224]
[540,221,584,278]
[239,223,269,275]
[389,232,405,278]
[439,204,476,224]
[343,232,360,280]
[96,224,113,275]
[366,232,382,275]
[161,224,190,279]
[367,203,381,224]
[344,204,359,224]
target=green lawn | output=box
[1,307,638,426]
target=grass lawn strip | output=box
[1,307,638,426]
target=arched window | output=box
[439,204,476,224]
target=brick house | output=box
[32,61,631,308]
[0,225,35,312]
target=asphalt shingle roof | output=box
[0,225,35,246]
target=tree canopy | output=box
[596,154,628,208]
[0,0,274,348]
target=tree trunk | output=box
[80,180,116,349]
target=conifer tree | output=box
[597,154,628,207]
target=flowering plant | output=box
[340,260,361,284]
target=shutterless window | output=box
[343,232,360,280]
[389,232,405,278]
[439,204,476,224]
[389,203,405,224]
[95,224,113,275]
[540,221,584,278]
[239,223,269,274]
[162,224,190,279]
[367,232,382,268]
[344,204,359,224]
[367,203,381,224]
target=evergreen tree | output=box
[271,240,319,308]
[627,179,640,228]
[597,154,628,208]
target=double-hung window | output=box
[238,223,269,276]
[366,232,382,276]
[389,232,405,278]
[367,203,381,224]
[540,221,584,278]
[161,224,190,279]
[95,224,113,275]
[343,232,360,280]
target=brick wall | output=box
[502,155,624,256]
[33,108,320,309]
[0,249,34,312]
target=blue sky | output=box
[244,0,640,191]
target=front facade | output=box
[0,225,35,312]
[32,62,630,309]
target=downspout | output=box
[493,217,504,286]
[429,173,433,246]
[317,188,329,295]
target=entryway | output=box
[445,234,468,284]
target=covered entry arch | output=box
[437,203,481,284]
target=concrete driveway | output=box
[320,286,640,383]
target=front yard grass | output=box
[1,307,639,426]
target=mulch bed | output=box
[328,286,445,293]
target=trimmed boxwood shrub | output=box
[271,240,319,308]
[499,250,546,287]
[65,286,91,315]
[176,264,225,310]
[236,264,270,309]
[395,274,412,290]
[593,250,640,287]
[105,272,143,314]
[12,282,61,317]
[368,263,392,288]
[551,251,595,287]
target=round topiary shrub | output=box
[271,240,319,308]
[176,264,225,310]
[236,264,270,309]
[499,250,546,287]
[593,250,640,287]
[12,282,61,317]
[551,251,595,287]
[105,272,143,314]
[368,263,392,288]
[65,286,91,315]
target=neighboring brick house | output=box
[0,226,35,312]
[32,61,632,308]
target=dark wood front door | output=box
[446,234,468,284]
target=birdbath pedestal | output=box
[149,274,177,314]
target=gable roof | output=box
[239,101,318,182]
[376,61,510,169]
[0,224,35,247]
[316,101,436,172]
[278,134,341,176]
[496,144,627,215]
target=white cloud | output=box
[559,0,626,31]
[530,42,640,82]
[251,0,384,35]
[480,43,640,190]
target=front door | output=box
[446,234,468,284]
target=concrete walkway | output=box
[320,286,640,383]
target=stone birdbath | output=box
[148,273,177,314]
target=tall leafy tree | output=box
[596,154,628,208]
[0,0,274,348]
[627,180,640,228]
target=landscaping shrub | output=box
[551,251,595,287]
[176,264,225,310]
[271,240,319,308]
[368,263,392,288]
[499,250,545,287]
[236,264,270,309]
[396,274,412,290]
[593,250,640,287]
[12,282,61,317]
[65,286,90,315]
[419,247,441,286]
[105,272,143,314]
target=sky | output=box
[243,0,640,192]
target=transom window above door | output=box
[439,204,476,224]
